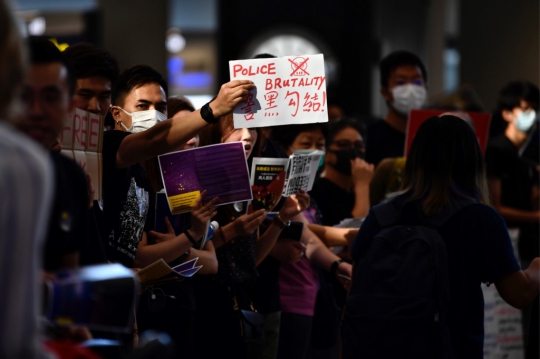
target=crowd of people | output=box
[0,1,539,358]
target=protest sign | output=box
[282,152,321,197]
[229,54,328,128]
[59,108,104,199]
[405,109,491,156]
[158,142,253,214]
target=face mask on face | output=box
[515,109,537,132]
[328,148,363,175]
[391,84,427,116]
[117,107,167,133]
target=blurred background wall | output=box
[12,0,539,114]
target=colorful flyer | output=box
[158,142,253,214]
[229,54,328,128]
[405,110,492,156]
[250,157,289,212]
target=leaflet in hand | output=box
[136,257,202,287]
[158,142,253,214]
[250,157,290,212]
[282,151,323,197]
[45,263,139,333]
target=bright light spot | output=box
[28,17,46,36]
[166,33,186,53]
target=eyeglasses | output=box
[332,139,364,151]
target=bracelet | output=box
[219,227,228,245]
[330,259,344,275]
[272,213,291,229]
[184,229,198,246]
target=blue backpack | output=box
[342,199,476,359]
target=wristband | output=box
[272,213,291,229]
[200,102,220,124]
[330,259,344,275]
[184,229,199,246]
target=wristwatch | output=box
[330,259,344,275]
[272,214,291,229]
[200,102,220,124]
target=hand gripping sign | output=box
[229,54,328,128]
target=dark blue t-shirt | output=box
[351,194,520,358]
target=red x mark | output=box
[289,57,310,76]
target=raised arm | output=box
[115,80,254,168]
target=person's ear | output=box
[110,105,121,121]
[501,109,514,124]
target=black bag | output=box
[342,199,476,359]
[231,293,265,343]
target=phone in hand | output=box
[278,221,304,241]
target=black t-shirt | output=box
[365,120,405,166]
[352,193,520,358]
[310,177,355,226]
[102,130,151,267]
[44,152,87,271]
[485,134,539,260]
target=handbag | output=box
[231,292,265,343]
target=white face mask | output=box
[391,84,427,116]
[515,109,537,132]
[117,107,167,133]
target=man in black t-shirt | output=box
[365,51,428,166]
[103,65,254,268]
[16,38,88,272]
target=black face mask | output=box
[328,148,363,175]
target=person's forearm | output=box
[493,204,540,224]
[188,242,218,274]
[134,234,192,268]
[302,225,340,271]
[351,183,370,218]
[116,111,208,168]
[307,223,356,247]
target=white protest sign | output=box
[229,54,328,128]
[282,153,321,197]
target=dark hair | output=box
[327,118,365,145]
[111,65,168,106]
[62,42,119,86]
[379,50,428,88]
[168,96,195,117]
[198,113,261,160]
[271,123,328,150]
[253,53,276,59]
[28,37,75,95]
[497,81,539,112]
[401,115,489,214]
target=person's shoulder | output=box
[366,118,388,133]
[104,129,131,141]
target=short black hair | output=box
[497,81,539,112]
[379,50,427,88]
[62,42,119,86]
[253,53,277,59]
[111,65,168,106]
[327,118,365,144]
[28,36,75,95]
[271,123,329,150]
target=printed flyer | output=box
[158,142,253,214]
